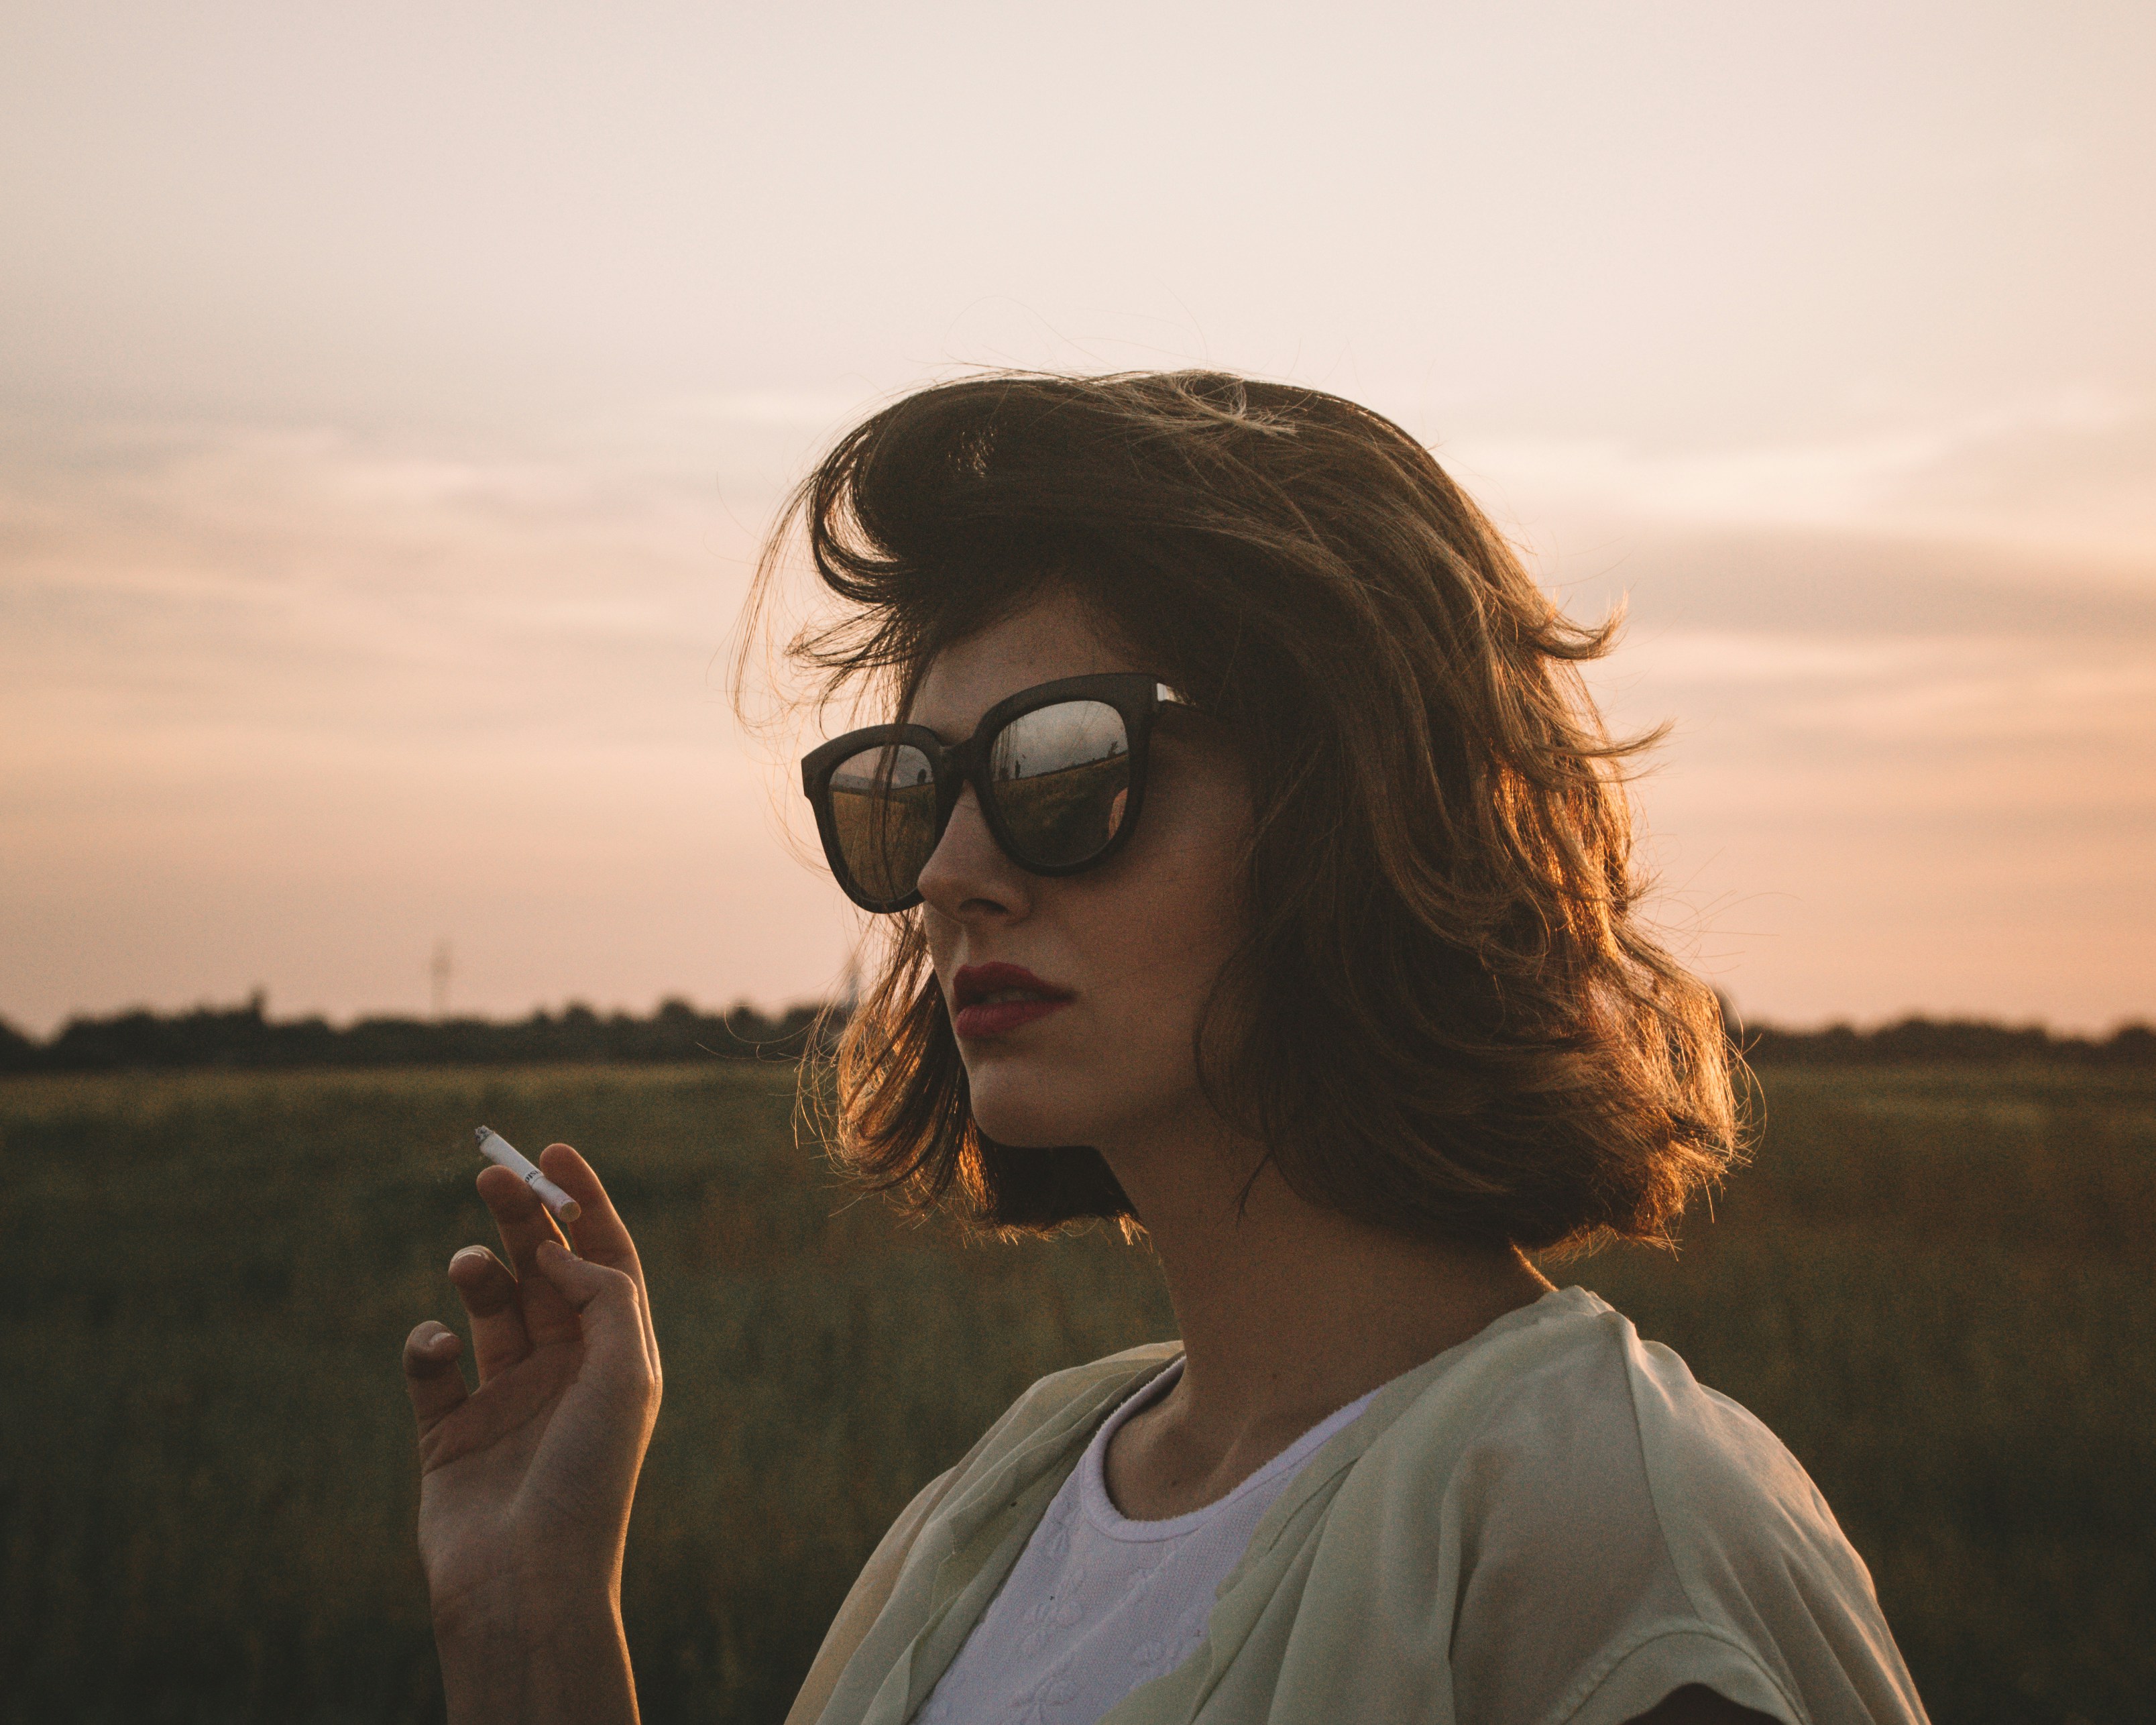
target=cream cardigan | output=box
[786,1288,1927,1725]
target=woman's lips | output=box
[953,996,1071,1038]
[950,961,1074,1038]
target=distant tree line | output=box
[0,997,2149,1075]
[0,995,836,1074]
[1736,1016,2154,1069]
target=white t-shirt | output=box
[919,1358,1381,1725]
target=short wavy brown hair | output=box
[745,371,1740,1254]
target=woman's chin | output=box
[966,1089,1091,1151]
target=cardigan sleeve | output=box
[1442,1313,1927,1725]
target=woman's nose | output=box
[916,785,1032,922]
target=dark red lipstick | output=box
[951,962,1076,1039]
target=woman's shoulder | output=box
[1404,1286,1824,1523]
[1350,1286,1925,1725]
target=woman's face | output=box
[910,586,1253,1158]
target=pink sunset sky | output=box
[3,2,2151,1036]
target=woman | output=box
[401,372,1927,1724]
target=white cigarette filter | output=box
[474,1126,583,1223]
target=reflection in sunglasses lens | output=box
[830,743,938,902]
[989,701,1132,867]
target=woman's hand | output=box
[401,1144,660,1724]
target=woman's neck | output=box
[1098,1118,1552,1520]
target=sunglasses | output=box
[800,673,1188,913]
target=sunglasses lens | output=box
[828,742,940,903]
[989,700,1133,867]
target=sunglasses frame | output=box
[800,672,1186,913]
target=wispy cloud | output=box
[1451,390,2156,561]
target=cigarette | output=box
[474,1126,583,1223]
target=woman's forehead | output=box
[909,590,1139,738]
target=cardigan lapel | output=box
[848,1349,1184,1725]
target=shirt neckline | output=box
[1077,1356,1383,1544]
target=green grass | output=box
[1,1062,2149,1723]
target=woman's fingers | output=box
[475,1164,582,1347]
[403,1321,469,1431]
[471,1145,657,1377]
[532,1241,661,1413]
[541,1144,660,1372]
[542,1144,636,1268]
[447,1245,530,1381]
[475,1160,569,1255]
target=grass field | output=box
[1,1060,2149,1724]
